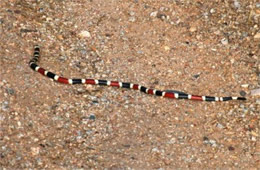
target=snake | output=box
[29,45,246,102]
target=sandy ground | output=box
[0,0,259,169]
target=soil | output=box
[0,0,259,169]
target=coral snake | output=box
[29,45,246,102]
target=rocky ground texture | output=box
[0,0,259,169]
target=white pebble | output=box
[152,147,159,152]
[234,0,241,9]
[150,11,158,17]
[79,31,91,38]
[241,84,249,88]
[251,136,256,141]
[210,8,215,13]
[217,123,224,129]
[221,38,229,45]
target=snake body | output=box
[29,45,246,102]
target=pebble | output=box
[251,131,258,137]
[89,114,96,120]
[193,74,200,79]
[210,8,215,13]
[31,147,40,156]
[203,12,209,19]
[251,88,260,96]
[1,101,9,111]
[6,88,15,95]
[79,30,91,38]
[189,27,197,32]
[216,123,224,129]
[203,137,217,147]
[81,117,89,124]
[157,13,168,20]
[251,136,256,141]
[152,147,160,153]
[241,84,249,88]
[209,139,217,147]
[39,8,44,12]
[129,16,136,22]
[228,146,235,151]
[203,136,209,143]
[164,46,170,51]
[129,11,135,16]
[254,33,260,39]
[221,38,229,45]
[234,0,241,9]
[239,90,247,97]
[150,11,158,17]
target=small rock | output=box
[241,84,249,88]
[203,12,209,19]
[216,123,224,129]
[152,147,159,153]
[150,11,158,17]
[203,136,209,143]
[210,8,215,13]
[129,11,135,16]
[39,8,44,12]
[189,27,197,32]
[209,139,217,147]
[164,46,170,51]
[221,38,229,45]
[251,136,256,141]
[254,33,260,39]
[1,101,9,111]
[157,13,167,20]
[251,88,260,96]
[79,31,91,38]
[129,16,136,22]
[228,146,235,151]
[46,17,52,22]
[234,0,241,9]
[31,147,40,156]
[57,34,63,40]
[251,131,259,137]
[193,74,200,79]
[89,114,96,120]
[92,100,98,104]
[240,90,246,97]
[6,88,15,95]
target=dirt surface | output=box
[0,0,259,169]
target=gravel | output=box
[0,0,259,169]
